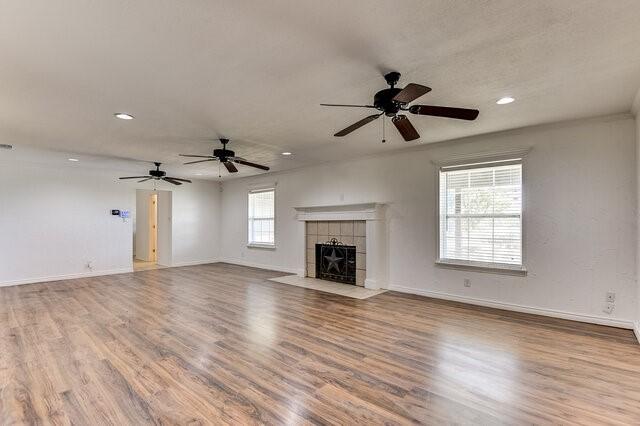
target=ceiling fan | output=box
[321,71,479,142]
[119,162,192,185]
[180,138,270,175]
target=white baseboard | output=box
[0,258,220,288]
[217,257,303,276]
[170,259,219,267]
[388,285,635,330]
[0,267,134,288]
[634,321,640,344]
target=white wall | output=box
[0,154,221,285]
[220,114,638,326]
[635,94,640,338]
[637,113,640,337]
[170,181,221,266]
[0,161,134,284]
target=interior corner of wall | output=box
[632,87,640,116]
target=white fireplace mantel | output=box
[293,203,388,290]
[294,202,385,222]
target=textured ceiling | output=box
[1,0,640,180]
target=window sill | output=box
[247,243,276,250]
[435,259,527,276]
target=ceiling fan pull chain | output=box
[382,115,386,143]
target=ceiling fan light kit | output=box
[321,71,480,142]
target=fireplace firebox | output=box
[315,238,356,285]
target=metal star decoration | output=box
[324,249,343,273]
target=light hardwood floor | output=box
[1,263,639,425]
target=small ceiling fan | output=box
[119,162,192,185]
[321,71,479,142]
[180,138,270,174]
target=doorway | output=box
[133,189,172,271]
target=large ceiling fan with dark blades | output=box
[321,71,479,142]
[119,162,192,185]
[180,138,270,175]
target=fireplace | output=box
[295,203,387,289]
[305,219,366,286]
[315,238,356,284]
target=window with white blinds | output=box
[438,160,523,268]
[248,189,275,246]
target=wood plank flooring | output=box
[1,263,639,425]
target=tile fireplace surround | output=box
[306,220,366,286]
[294,203,387,290]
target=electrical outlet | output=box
[603,302,614,314]
[463,278,471,288]
[606,292,616,303]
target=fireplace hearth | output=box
[315,238,356,285]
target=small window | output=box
[438,160,523,270]
[248,188,275,247]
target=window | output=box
[248,188,275,247]
[438,160,523,270]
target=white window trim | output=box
[247,187,276,249]
[435,156,527,276]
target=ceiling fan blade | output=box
[335,113,382,137]
[392,115,420,141]
[138,178,152,183]
[119,176,151,179]
[320,103,377,108]
[392,83,431,104]
[184,159,217,165]
[223,161,238,173]
[409,105,479,120]
[179,154,215,158]
[163,177,183,185]
[232,159,270,171]
[165,177,192,183]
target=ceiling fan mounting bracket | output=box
[149,162,166,177]
[384,71,401,88]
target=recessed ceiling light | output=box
[281,152,292,156]
[195,173,203,176]
[496,97,515,105]
[114,112,134,120]
[68,158,79,162]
